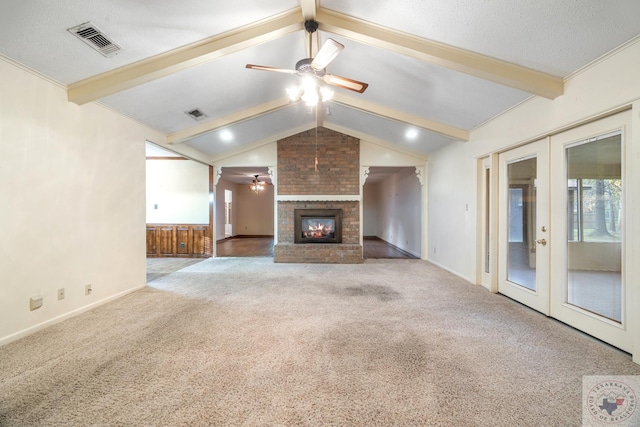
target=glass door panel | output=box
[566,136,622,322]
[484,167,490,274]
[507,158,537,290]
[498,139,549,315]
[479,156,494,292]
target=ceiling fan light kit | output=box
[286,76,334,106]
[245,19,369,107]
[249,175,265,193]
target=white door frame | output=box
[497,138,550,315]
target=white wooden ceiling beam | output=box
[316,8,564,99]
[332,92,469,141]
[299,0,319,58]
[170,92,468,145]
[299,0,317,20]
[68,9,303,105]
[167,97,294,144]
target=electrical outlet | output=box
[30,297,43,311]
[85,284,92,296]
[57,288,65,300]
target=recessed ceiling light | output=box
[405,128,419,140]
[220,130,233,142]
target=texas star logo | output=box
[587,380,637,424]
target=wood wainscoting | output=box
[146,224,212,258]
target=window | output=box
[580,178,621,242]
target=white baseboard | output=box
[0,284,146,347]
[424,259,474,284]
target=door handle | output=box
[536,238,547,246]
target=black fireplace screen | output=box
[294,209,342,243]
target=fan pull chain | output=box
[310,20,318,173]
[314,108,319,172]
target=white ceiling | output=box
[2,0,640,162]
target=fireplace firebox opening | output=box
[294,209,342,244]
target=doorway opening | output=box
[362,167,421,259]
[215,167,274,258]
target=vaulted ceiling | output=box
[2,0,640,162]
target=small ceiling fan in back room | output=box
[246,20,369,106]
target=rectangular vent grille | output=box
[67,22,121,58]
[185,108,208,121]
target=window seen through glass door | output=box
[506,157,537,291]
[565,133,622,322]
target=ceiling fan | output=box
[245,20,369,96]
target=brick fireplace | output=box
[274,127,362,264]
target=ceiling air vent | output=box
[67,22,121,58]
[185,108,208,121]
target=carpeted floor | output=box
[146,257,207,282]
[1,258,639,426]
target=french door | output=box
[498,111,632,352]
[498,139,550,315]
[549,111,630,351]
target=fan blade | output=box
[323,74,369,93]
[311,39,344,70]
[245,64,297,74]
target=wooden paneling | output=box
[159,227,174,255]
[146,227,158,255]
[176,227,190,254]
[192,227,207,255]
[146,224,212,258]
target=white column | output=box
[630,101,640,364]
[360,166,370,247]
[269,166,278,244]
[416,165,428,260]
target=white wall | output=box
[146,159,209,224]
[368,169,422,257]
[236,185,274,235]
[362,183,379,236]
[427,149,476,276]
[0,57,165,345]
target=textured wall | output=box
[0,57,165,345]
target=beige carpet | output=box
[1,258,639,426]
[146,257,206,282]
